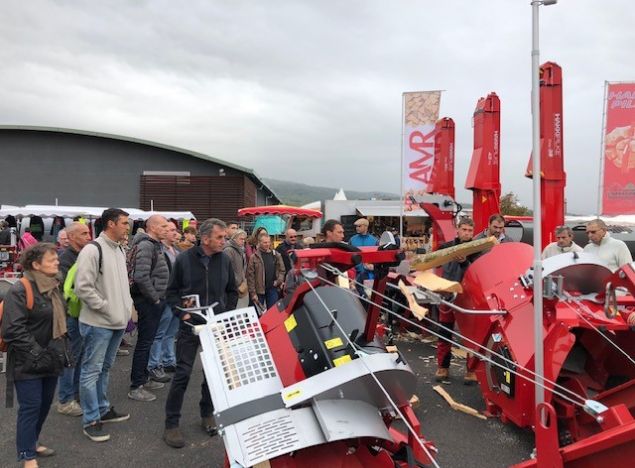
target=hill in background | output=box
[264,178,399,206]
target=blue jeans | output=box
[58,316,83,403]
[15,376,58,461]
[258,287,279,311]
[79,323,124,426]
[148,304,179,370]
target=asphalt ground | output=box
[0,335,534,468]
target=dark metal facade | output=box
[0,127,279,218]
[140,175,258,221]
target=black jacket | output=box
[58,245,80,283]
[0,228,11,245]
[275,241,296,273]
[438,238,480,283]
[167,246,238,319]
[130,232,170,303]
[1,279,66,380]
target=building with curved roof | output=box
[0,125,280,221]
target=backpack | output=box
[126,239,158,292]
[0,277,34,352]
[63,241,103,319]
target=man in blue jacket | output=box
[349,218,378,297]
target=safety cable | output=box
[315,265,587,408]
[320,263,587,405]
[561,296,635,368]
[303,279,442,468]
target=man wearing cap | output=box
[349,218,378,297]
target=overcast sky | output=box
[1,0,633,213]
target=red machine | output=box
[194,243,437,468]
[421,117,458,250]
[451,243,635,466]
[465,92,502,233]
[428,117,456,200]
[525,62,566,249]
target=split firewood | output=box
[409,394,420,409]
[432,385,486,420]
[411,270,463,294]
[336,275,350,289]
[410,236,497,271]
[398,280,428,320]
[452,347,468,360]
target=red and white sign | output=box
[602,82,635,215]
[402,91,441,212]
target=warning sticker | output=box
[324,337,344,349]
[283,389,302,401]
[333,355,352,367]
[284,315,297,333]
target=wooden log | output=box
[410,236,497,271]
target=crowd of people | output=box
[0,209,319,466]
[1,208,634,466]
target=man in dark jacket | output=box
[247,233,285,311]
[128,215,170,402]
[276,228,300,274]
[56,222,91,417]
[435,217,480,384]
[163,218,238,449]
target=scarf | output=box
[24,270,67,339]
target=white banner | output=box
[402,91,441,212]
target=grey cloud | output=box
[1,0,633,214]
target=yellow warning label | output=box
[505,371,511,384]
[324,337,344,350]
[283,389,302,401]
[284,315,297,332]
[333,355,352,367]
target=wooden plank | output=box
[432,385,486,420]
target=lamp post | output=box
[531,0,557,411]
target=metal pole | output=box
[531,0,544,409]
[400,93,405,239]
[596,81,609,217]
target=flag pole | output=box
[596,81,609,217]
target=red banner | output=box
[602,82,635,215]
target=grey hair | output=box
[555,226,573,236]
[587,219,608,230]
[230,228,247,240]
[199,218,227,238]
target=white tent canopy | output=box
[0,205,195,221]
[333,188,347,201]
